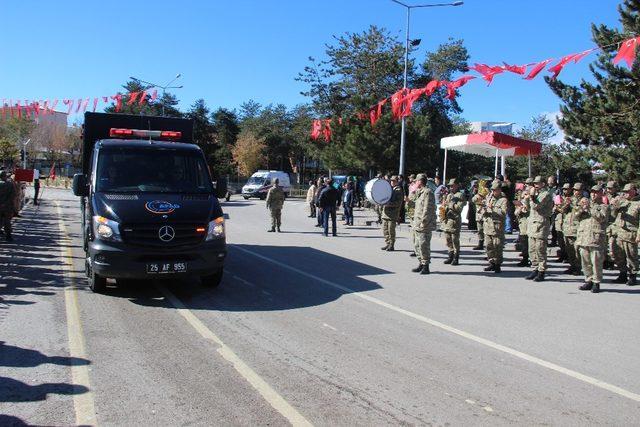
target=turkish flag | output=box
[322,119,332,142]
[424,80,442,96]
[127,91,141,105]
[110,94,123,112]
[63,99,74,115]
[502,63,527,75]
[613,37,640,68]
[445,75,476,100]
[524,59,552,80]
[311,119,322,140]
[469,63,505,85]
[49,162,56,181]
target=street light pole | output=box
[391,0,463,176]
[129,74,183,116]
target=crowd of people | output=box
[264,171,639,294]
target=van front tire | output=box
[201,269,224,288]
[86,259,107,293]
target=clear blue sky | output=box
[0,0,622,130]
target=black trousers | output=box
[0,212,12,238]
[33,180,40,205]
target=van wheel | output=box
[284,192,289,199]
[259,194,266,200]
[201,269,223,288]
[243,196,249,200]
[86,259,107,293]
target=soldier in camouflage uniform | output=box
[266,178,285,232]
[604,180,620,270]
[515,177,533,266]
[411,174,437,275]
[561,182,584,275]
[526,176,554,282]
[471,184,486,250]
[483,181,508,273]
[576,185,609,293]
[381,176,404,251]
[442,178,467,265]
[611,183,640,286]
[553,183,571,262]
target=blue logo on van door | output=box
[145,200,181,214]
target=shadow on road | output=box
[102,244,389,313]
[0,341,90,368]
[0,376,88,403]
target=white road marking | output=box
[232,245,640,403]
[483,406,494,413]
[157,285,312,427]
[322,323,337,331]
[56,203,98,426]
[229,272,255,288]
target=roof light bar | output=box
[109,128,182,140]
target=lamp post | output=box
[129,73,183,116]
[390,0,463,176]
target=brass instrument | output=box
[478,179,489,197]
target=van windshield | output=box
[96,148,213,193]
[247,176,266,186]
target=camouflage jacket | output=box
[382,185,404,221]
[576,202,609,248]
[471,193,485,221]
[442,191,466,232]
[528,188,553,238]
[266,186,285,210]
[483,194,508,237]
[515,193,530,236]
[412,186,437,233]
[561,196,581,237]
[611,196,640,243]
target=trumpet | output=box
[478,179,489,197]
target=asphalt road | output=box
[1,188,639,426]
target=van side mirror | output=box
[72,174,88,197]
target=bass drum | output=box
[365,178,393,205]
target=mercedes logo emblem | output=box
[158,225,175,242]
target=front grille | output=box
[104,194,139,200]
[121,223,206,248]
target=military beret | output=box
[448,178,458,185]
[573,182,583,190]
[525,177,534,184]
[491,181,502,190]
[606,180,618,189]
[562,183,571,189]
[623,183,636,191]
[533,175,544,184]
[591,184,603,192]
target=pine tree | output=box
[546,0,640,182]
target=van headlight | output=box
[93,216,122,242]
[206,217,225,240]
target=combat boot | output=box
[276,227,281,232]
[386,245,395,252]
[627,274,637,286]
[411,264,424,273]
[579,281,593,291]
[420,264,430,275]
[563,266,575,274]
[534,271,546,282]
[526,270,538,280]
[443,252,454,264]
[473,240,484,250]
[451,254,459,266]
[517,257,529,267]
[591,282,600,293]
[409,252,417,257]
[267,228,275,232]
[493,264,502,274]
[380,245,389,251]
[483,263,495,272]
[613,271,627,284]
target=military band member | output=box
[554,183,571,262]
[561,183,584,275]
[526,176,554,282]
[576,185,609,293]
[472,183,486,250]
[381,176,404,251]
[604,180,619,270]
[611,183,640,286]
[483,181,508,273]
[411,174,437,275]
[442,179,466,265]
[266,178,285,232]
[515,177,533,266]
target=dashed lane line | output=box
[56,202,98,426]
[232,244,640,404]
[157,285,313,427]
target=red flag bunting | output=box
[92,97,99,112]
[139,90,147,105]
[127,91,140,106]
[75,98,83,113]
[16,101,22,118]
[469,63,505,85]
[322,119,332,142]
[502,63,527,75]
[424,80,443,96]
[613,36,640,68]
[445,75,476,100]
[63,99,74,115]
[49,162,56,181]
[524,59,552,80]
[150,90,158,102]
[310,119,322,140]
[110,94,123,112]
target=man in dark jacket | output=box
[318,178,339,236]
[0,169,16,242]
[342,181,355,226]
